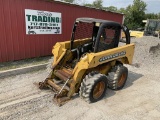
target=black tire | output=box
[79,72,108,103]
[108,65,128,90]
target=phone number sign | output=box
[25,9,62,35]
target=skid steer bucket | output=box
[39,68,73,106]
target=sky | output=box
[85,0,160,13]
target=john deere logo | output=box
[99,51,126,62]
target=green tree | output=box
[145,13,160,19]
[61,0,75,3]
[93,0,103,9]
[123,0,147,29]
[61,0,148,30]
[84,0,103,9]
[84,3,94,7]
[118,8,126,14]
[104,6,118,12]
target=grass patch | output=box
[0,56,51,71]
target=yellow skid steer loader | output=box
[39,18,135,106]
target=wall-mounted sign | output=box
[25,9,61,35]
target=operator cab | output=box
[70,17,130,54]
[69,17,130,65]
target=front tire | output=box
[79,72,108,103]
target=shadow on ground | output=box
[124,71,143,89]
[56,70,144,104]
[103,70,143,100]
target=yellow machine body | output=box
[122,31,144,38]
[51,38,134,98]
[38,18,135,106]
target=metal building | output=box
[0,0,124,62]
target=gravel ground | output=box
[0,36,160,120]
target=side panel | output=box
[68,44,135,97]
[72,43,135,75]
[90,44,135,67]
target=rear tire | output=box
[108,65,128,90]
[79,72,108,103]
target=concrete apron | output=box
[0,63,48,79]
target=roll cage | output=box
[70,17,130,53]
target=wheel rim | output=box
[118,73,127,87]
[93,81,105,99]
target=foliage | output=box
[84,0,147,29]
[104,6,118,12]
[84,3,94,8]
[61,0,75,3]
[84,0,103,9]
[117,0,159,29]
[145,13,160,19]
[60,0,159,30]
[93,0,103,9]
[120,0,147,29]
